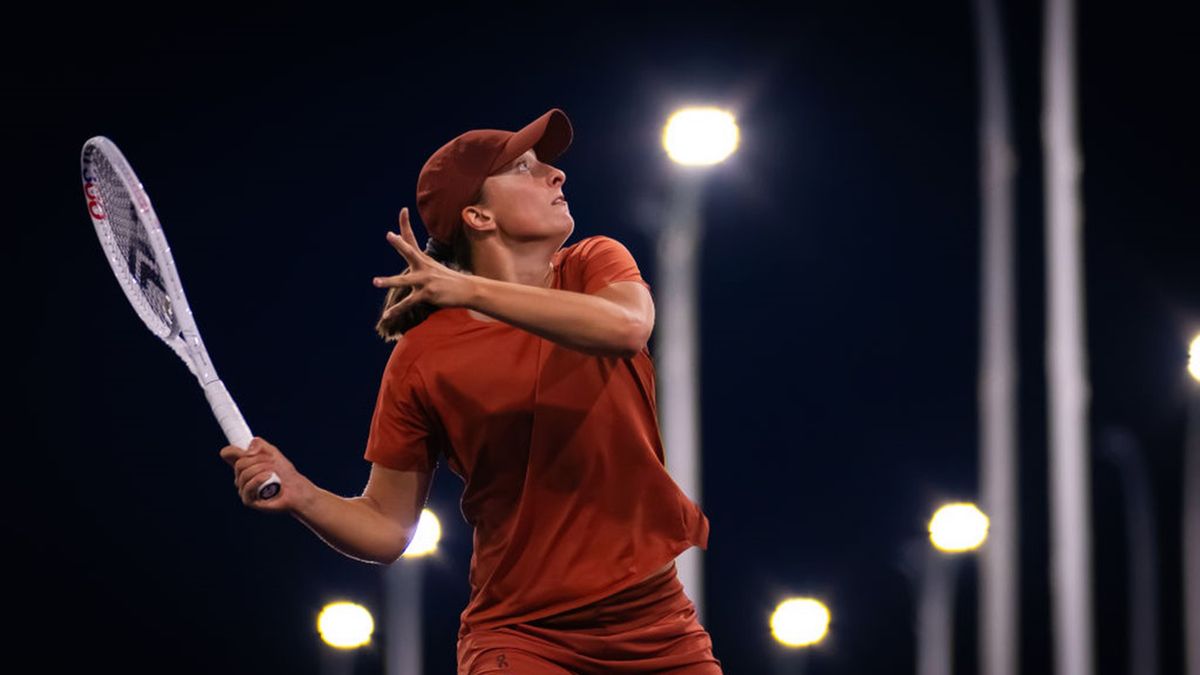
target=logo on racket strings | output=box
[127,237,167,295]
[83,181,106,220]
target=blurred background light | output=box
[929,503,990,553]
[1188,333,1199,382]
[402,509,442,558]
[662,107,740,166]
[317,601,374,650]
[770,597,831,647]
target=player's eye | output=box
[517,159,531,172]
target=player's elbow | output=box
[364,507,414,565]
[377,534,412,565]
[617,314,652,358]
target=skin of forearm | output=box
[468,276,641,357]
[290,486,409,564]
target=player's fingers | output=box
[238,440,268,465]
[240,465,278,504]
[398,207,421,250]
[386,228,422,268]
[234,454,274,480]
[219,445,243,466]
[373,272,414,289]
[248,436,277,455]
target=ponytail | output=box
[423,236,455,264]
[375,197,479,341]
[376,183,484,338]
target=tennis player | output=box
[220,108,722,674]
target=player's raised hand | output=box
[219,437,310,513]
[372,207,478,317]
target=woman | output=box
[220,108,722,674]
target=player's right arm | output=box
[221,437,433,564]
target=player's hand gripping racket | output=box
[81,136,281,501]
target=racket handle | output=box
[204,379,281,500]
[256,473,282,500]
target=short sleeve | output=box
[571,236,652,295]
[363,344,440,473]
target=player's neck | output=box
[470,242,556,289]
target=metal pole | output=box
[1100,428,1159,675]
[1042,0,1094,672]
[904,541,961,675]
[657,169,707,622]
[972,1,1019,674]
[1186,383,1200,675]
[385,558,423,675]
[319,644,355,675]
[919,552,958,675]
[770,644,810,675]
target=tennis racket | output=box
[81,136,281,501]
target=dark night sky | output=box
[11,2,1197,673]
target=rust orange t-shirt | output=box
[362,235,710,641]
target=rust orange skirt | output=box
[457,562,722,674]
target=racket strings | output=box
[88,149,177,335]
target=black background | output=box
[11,1,1197,673]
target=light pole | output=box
[1043,0,1094,672]
[1099,428,1159,675]
[769,596,830,675]
[317,600,375,675]
[972,1,1020,674]
[1185,334,1200,675]
[383,508,442,675]
[904,503,989,675]
[656,106,739,624]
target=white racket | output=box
[81,136,281,501]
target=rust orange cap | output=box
[416,108,573,246]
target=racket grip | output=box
[204,379,281,501]
[257,473,282,500]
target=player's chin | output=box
[547,203,572,221]
[553,212,574,233]
[535,215,572,245]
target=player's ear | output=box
[461,205,496,234]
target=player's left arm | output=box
[592,281,654,353]
[372,209,653,357]
[468,277,654,358]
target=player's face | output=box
[477,149,573,242]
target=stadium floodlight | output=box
[1188,334,1199,383]
[662,107,740,167]
[401,509,442,558]
[929,502,990,553]
[770,597,831,648]
[317,601,374,650]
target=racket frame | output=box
[81,137,280,500]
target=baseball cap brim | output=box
[491,108,573,174]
